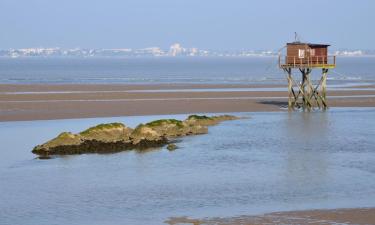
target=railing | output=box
[279,55,336,68]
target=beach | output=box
[1,83,375,121]
[1,84,375,225]
[1,57,375,225]
[166,208,375,225]
[2,0,375,223]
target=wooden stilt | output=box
[300,68,311,110]
[306,68,313,109]
[282,66,331,110]
[321,68,328,109]
[286,68,293,109]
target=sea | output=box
[0,56,375,86]
[0,57,375,225]
[0,110,375,225]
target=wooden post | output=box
[282,66,330,111]
[306,68,312,108]
[286,68,293,109]
[321,68,328,109]
[300,68,308,110]
[299,68,317,110]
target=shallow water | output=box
[0,108,375,225]
[1,57,375,85]
[3,84,375,95]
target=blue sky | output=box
[0,0,373,50]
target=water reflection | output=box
[0,109,374,225]
[284,111,329,189]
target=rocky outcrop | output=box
[185,114,239,126]
[142,119,208,137]
[32,123,146,156]
[32,115,240,157]
[79,123,133,143]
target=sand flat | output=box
[166,208,375,225]
[1,84,375,121]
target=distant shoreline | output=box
[2,55,375,59]
[1,83,375,122]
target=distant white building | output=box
[334,50,363,56]
[169,43,184,56]
[189,48,198,56]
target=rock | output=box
[140,119,208,137]
[32,122,165,156]
[33,139,134,156]
[32,114,241,157]
[32,132,83,155]
[130,124,168,147]
[211,115,240,122]
[143,119,185,137]
[167,144,178,151]
[185,114,239,126]
[183,123,208,135]
[79,123,133,143]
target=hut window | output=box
[298,49,305,58]
[310,49,315,56]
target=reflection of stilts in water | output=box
[279,41,336,110]
[285,111,329,186]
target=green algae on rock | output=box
[79,123,133,143]
[145,119,184,128]
[185,114,239,126]
[32,115,241,157]
[40,132,82,148]
[130,124,166,145]
[32,122,141,156]
[143,118,207,137]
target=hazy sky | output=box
[0,0,374,50]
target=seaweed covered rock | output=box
[32,122,164,156]
[130,124,167,146]
[32,114,241,157]
[80,123,133,143]
[32,132,83,155]
[185,114,239,126]
[141,119,207,137]
[144,119,185,136]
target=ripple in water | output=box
[0,108,374,225]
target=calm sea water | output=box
[0,108,375,225]
[0,57,375,85]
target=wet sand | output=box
[0,83,284,92]
[1,84,375,121]
[165,208,375,225]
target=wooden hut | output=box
[280,42,335,68]
[279,41,336,110]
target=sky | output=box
[0,0,374,50]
